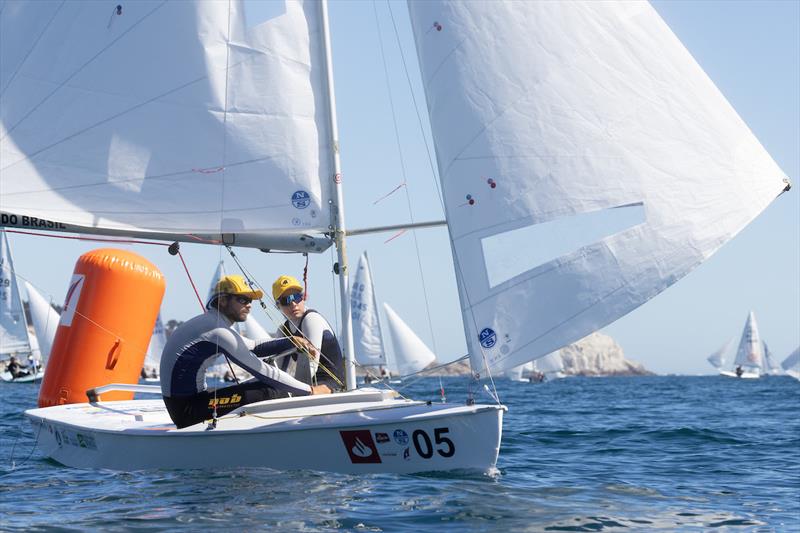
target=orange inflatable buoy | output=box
[38,249,165,407]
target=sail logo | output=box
[291,190,311,209]
[393,429,409,446]
[339,430,382,464]
[60,274,85,327]
[479,328,497,349]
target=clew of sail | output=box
[351,252,386,367]
[0,232,31,358]
[0,1,333,250]
[23,281,61,363]
[733,311,763,371]
[407,1,790,376]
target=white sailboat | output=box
[1,1,789,472]
[535,351,566,381]
[351,251,433,381]
[781,348,800,381]
[719,312,764,379]
[761,341,783,376]
[0,232,43,382]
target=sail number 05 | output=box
[412,427,455,459]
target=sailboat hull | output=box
[718,370,760,379]
[1,370,44,383]
[25,389,505,473]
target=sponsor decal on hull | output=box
[339,430,381,464]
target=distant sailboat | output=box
[23,280,60,378]
[782,348,800,381]
[351,252,435,380]
[141,313,167,382]
[719,312,764,379]
[535,351,566,381]
[761,341,783,376]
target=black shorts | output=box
[163,382,289,429]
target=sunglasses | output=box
[233,295,253,305]
[277,292,304,306]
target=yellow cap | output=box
[213,275,264,300]
[272,275,303,301]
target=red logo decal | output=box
[340,430,381,464]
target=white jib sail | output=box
[382,303,435,376]
[407,1,790,376]
[0,1,332,243]
[707,337,735,370]
[733,311,763,370]
[143,313,167,375]
[23,280,60,363]
[0,232,31,358]
[351,252,386,367]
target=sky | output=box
[2,0,798,375]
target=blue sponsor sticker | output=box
[291,190,311,209]
[479,328,497,349]
[393,429,409,446]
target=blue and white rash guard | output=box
[160,309,311,397]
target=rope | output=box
[176,250,204,312]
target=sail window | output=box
[243,0,285,29]
[481,203,646,288]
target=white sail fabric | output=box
[505,361,533,381]
[143,313,167,376]
[23,281,60,362]
[781,347,799,373]
[761,341,782,375]
[351,253,386,366]
[0,232,31,357]
[536,351,565,375]
[383,303,435,376]
[407,1,790,375]
[707,337,735,370]
[733,312,763,370]
[0,1,332,241]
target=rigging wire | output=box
[373,0,439,356]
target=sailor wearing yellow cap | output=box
[272,275,345,392]
[160,274,331,428]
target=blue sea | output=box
[2,376,798,531]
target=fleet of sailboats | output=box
[0,1,793,472]
[709,312,774,379]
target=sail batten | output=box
[408,1,789,375]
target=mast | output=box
[319,0,356,390]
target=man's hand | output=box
[310,384,332,395]
[293,337,318,359]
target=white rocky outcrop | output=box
[560,332,650,376]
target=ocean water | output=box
[2,375,798,531]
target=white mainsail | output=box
[23,280,60,362]
[761,341,782,375]
[351,252,386,367]
[0,232,32,358]
[407,1,789,376]
[733,311,763,371]
[382,303,435,376]
[707,337,735,370]
[0,1,333,250]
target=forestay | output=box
[351,252,386,367]
[734,312,763,370]
[407,1,790,375]
[0,232,31,357]
[0,1,333,246]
